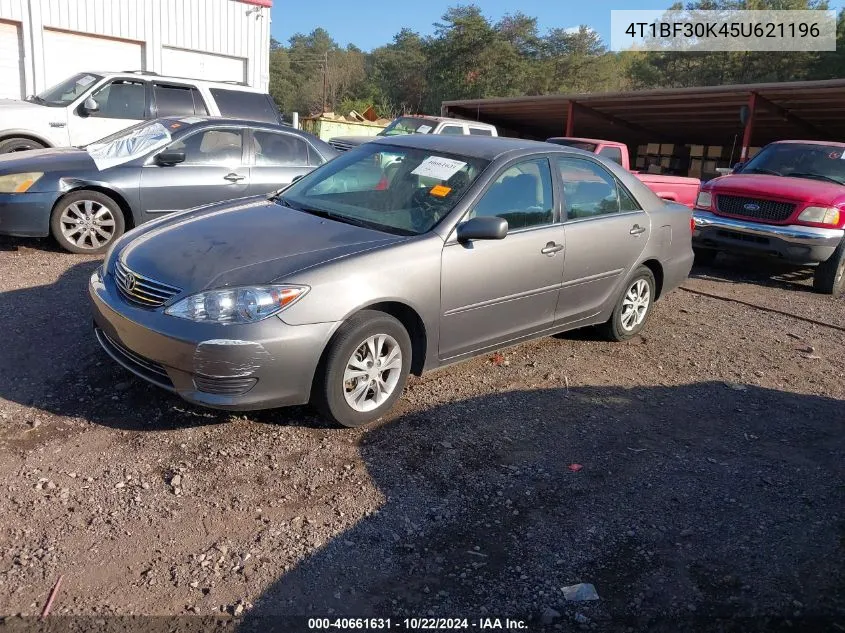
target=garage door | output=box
[0,20,25,99]
[161,47,246,84]
[42,29,144,90]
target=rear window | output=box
[154,84,208,117]
[469,127,493,136]
[210,89,279,123]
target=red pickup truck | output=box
[692,140,845,296]
[546,137,701,208]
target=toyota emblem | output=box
[743,203,760,212]
[125,272,137,292]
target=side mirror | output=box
[732,162,744,172]
[156,149,186,166]
[456,216,508,242]
[82,97,99,114]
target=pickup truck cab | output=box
[0,71,282,154]
[329,116,497,152]
[692,140,845,296]
[546,137,701,208]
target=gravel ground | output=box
[0,236,843,632]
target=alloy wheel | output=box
[343,334,403,412]
[59,200,117,250]
[620,278,651,332]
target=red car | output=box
[693,140,845,296]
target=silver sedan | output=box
[89,135,694,427]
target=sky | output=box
[270,0,845,50]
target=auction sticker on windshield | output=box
[417,124,433,134]
[412,156,467,181]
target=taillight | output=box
[690,216,695,234]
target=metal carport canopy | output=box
[441,79,845,154]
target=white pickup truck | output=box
[328,115,497,152]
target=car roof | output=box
[155,117,335,151]
[91,71,265,93]
[548,137,620,146]
[771,139,845,148]
[398,114,496,128]
[368,134,562,160]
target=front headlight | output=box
[164,285,309,324]
[0,172,43,193]
[797,206,840,226]
[695,191,712,209]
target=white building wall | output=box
[0,0,270,98]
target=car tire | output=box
[0,137,46,153]
[693,247,718,266]
[50,190,125,254]
[311,310,412,428]
[812,240,845,297]
[600,266,657,342]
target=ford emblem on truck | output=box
[743,203,761,212]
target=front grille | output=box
[329,140,354,152]
[193,375,258,396]
[716,195,796,222]
[114,260,181,308]
[95,328,174,389]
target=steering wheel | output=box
[410,187,441,231]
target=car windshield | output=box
[277,143,490,236]
[30,73,103,107]
[546,139,598,152]
[741,143,845,185]
[377,117,438,137]
[84,120,175,170]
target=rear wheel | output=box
[311,310,412,428]
[693,247,718,266]
[600,266,656,342]
[813,240,845,297]
[50,190,125,254]
[0,137,46,153]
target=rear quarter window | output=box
[209,89,280,123]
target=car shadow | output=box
[691,253,817,293]
[0,260,326,432]
[236,382,844,632]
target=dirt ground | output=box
[0,235,842,632]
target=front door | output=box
[68,78,148,146]
[439,157,565,360]
[554,156,650,325]
[139,127,250,218]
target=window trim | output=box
[151,81,209,118]
[554,155,644,224]
[78,78,151,120]
[451,154,560,239]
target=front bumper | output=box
[0,191,60,237]
[692,210,844,265]
[88,268,339,411]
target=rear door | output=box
[139,126,250,217]
[555,155,650,326]
[248,128,317,195]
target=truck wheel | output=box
[50,190,125,254]
[0,137,46,153]
[693,247,718,266]
[813,240,845,297]
[311,310,412,428]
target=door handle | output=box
[224,173,245,182]
[540,241,564,256]
[630,224,646,235]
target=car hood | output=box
[705,174,845,206]
[0,147,95,176]
[0,99,65,124]
[118,197,404,292]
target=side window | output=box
[253,130,309,166]
[469,127,493,136]
[440,125,464,135]
[153,83,208,116]
[88,80,146,119]
[167,129,244,165]
[558,157,640,219]
[598,145,624,166]
[307,143,325,166]
[471,158,554,230]
[210,89,279,123]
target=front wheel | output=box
[311,310,412,428]
[813,240,845,297]
[600,266,657,342]
[0,137,46,153]
[50,190,125,254]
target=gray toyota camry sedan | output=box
[89,135,693,427]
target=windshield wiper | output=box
[788,172,843,185]
[744,167,782,176]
